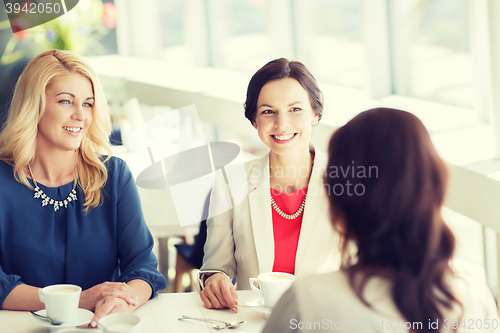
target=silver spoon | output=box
[30,311,62,325]
[179,315,246,329]
[210,322,227,331]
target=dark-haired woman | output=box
[263,108,499,333]
[199,59,340,312]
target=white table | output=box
[0,291,267,333]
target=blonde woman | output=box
[0,50,166,327]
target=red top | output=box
[271,187,307,274]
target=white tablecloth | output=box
[0,291,267,333]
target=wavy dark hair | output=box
[244,58,323,123]
[324,108,461,332]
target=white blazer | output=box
[201,146,340,290]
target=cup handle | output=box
[249,278,260,292]
[38,289,44,303]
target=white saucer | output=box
[30,309,94,332]
[246,296,273,318]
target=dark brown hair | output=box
[244,58,323,123]
[324,108,461,332]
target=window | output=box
[300,0,366,88]
[390,0,474,109]
[160,0,185,63]
[209,0,272,71]
[161,1,184,48]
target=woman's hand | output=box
[86,279,152,328]
[90,296,135,327]
[200,273,238,312]
[79,282,138,312]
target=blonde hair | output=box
[0,49,112,212]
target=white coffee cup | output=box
[98,313,141,333]
[249,272,295,308]
[38,284,82,324]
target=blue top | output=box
[0,157,166,308]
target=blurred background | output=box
[1,0,499,299]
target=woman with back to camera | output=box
[0,50,166,327]
[199,58,340,312]
[263,108,499,332]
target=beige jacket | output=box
[263,270,499,333]
[200,147,340,290]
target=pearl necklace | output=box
[270,195,306,220]
[269,152,313,220]
[28,165,78,212]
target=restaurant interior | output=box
[1,0,499,330]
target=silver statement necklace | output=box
[270,152,313,220]
[28,165,78,212]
